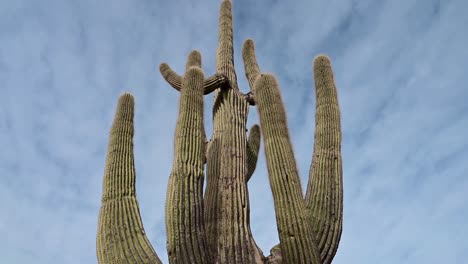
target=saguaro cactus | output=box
[96,0,343,263]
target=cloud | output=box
[1,0,467,263]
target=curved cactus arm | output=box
[159,63,182,90]
[246,124,261,182]
[242,39,261,89]
[159,63,230,95]
[252,73,321,263]
[242,39,321,264]
[203,134,220,259]
[304,55,343,264]
[97,93,162,264]
[165,51,211,263]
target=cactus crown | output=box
[97,1,343,263]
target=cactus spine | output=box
[97,0,343,263]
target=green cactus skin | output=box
[97,94,162,264]
[242,39,343,263]
[97,0,343,263]
[254,72,322,263]
[246,124,261,182]
[165,51,210,263]
[159,63,229,95]
[203,1,265,262]
[305,56,343,264]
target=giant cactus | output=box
[96,0,343,263]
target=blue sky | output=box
[1,0,467,263]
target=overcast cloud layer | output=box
[1,0,467,263]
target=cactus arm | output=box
[265,244,283,264]
[253,73,321,263]
[159,63,182,90]
[202,74,230,93]
[216,0,238,90]
[165,51,210,263]
[159,63,230,94]
[246,124,261,182]
[305,55,343,264]
[97,94,162,264]
[242,39,321,263]
[242,39,261,89]
[203,129,221,260]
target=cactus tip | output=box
[159,63,169,73]
[313,54,332,68]
[187,50,202,68]
[119,92,134,101]
[250,124,260,133]
[244,39,255,48]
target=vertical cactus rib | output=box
[165,52,210,263]
[97,93,162,264]
[253,74,321,264]
[246,124,261,182]
[305,55,343,264]
[216,0,238,90]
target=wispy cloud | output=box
[1,0,467,263]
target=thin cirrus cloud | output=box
[0,0,467,263]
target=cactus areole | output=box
[96,0,343,263]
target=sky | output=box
[1,0,467,263]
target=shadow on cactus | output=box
[96,1,342,263]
